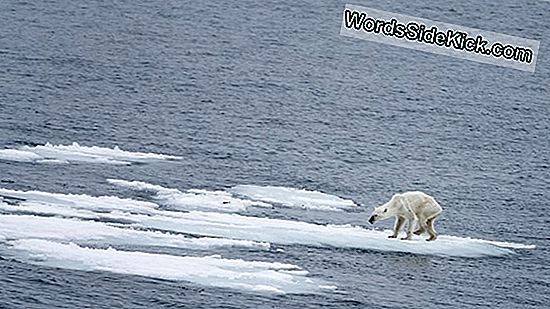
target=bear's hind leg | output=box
[426,216,438,241]
[414,220,427,235]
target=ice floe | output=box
[125,211,535,258]
[0,142,181,165]
[107,179,271,212]
[108,179,357,212]
[6,239,328,294]
[229,185,358,211]
[0,187,159,214]
[0,188,535,258]
[0,215,270,250]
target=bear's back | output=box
[401,191,442,216]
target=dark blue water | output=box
[1,0,549,308]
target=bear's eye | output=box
[383,209,387,213]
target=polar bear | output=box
[368,191,442,241]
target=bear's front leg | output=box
[389,216,405,238]
[400,216,417,240]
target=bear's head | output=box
[368,194,403,224]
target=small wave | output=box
[108,179,271,212]
[0,142,181,165]
[6,239,325,294]
[229,185,358,211]
[0,215,270,250]
[0,187,535,258]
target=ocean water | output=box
[0,0,549,308]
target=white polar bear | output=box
[368,191,442,241]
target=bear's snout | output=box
[368,215,376,224]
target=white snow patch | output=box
[107,179,270,212]
[7,239,324,294]
[0,142,181,165]
[0,215,270,250]
[229,185,358,211]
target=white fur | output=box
[368,191,442,241]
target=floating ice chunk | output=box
[0,188,535,258]
[7,239,326,294]
[129,211,534,258]
[0,142,181,165]
[229,185,358,211]
[0,199,111,220]
[107,179,270,212]
[0,149,42,162]
[0,215,270,250]
[0,187,159,214]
